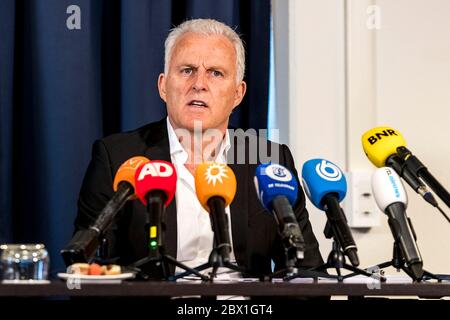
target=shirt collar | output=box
[166,117,230,165]
[167,118,187,164]
[216,128,231,164]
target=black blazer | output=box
[74,118,323,275]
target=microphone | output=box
[61,156,150,266]
[301,159,360,267]
[397,145,450,209]
[254,163,305,260]
[362,127,439,207]
[372,167,424,279]
[195,162,236,263]
[135,160,177,255]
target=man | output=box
[73,18,323,277]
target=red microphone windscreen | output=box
[134,160,177,207]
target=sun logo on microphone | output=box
[205,163,228,186]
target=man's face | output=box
[158,32,246,132]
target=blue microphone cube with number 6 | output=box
[254,163,298,210]
[301,159,347,210]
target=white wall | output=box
[273,0,347,260]
[273,0,450,274]
[373,0,450,273]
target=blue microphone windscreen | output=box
[301,159,347,210]
[254,163,298,211]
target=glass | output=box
[0,244,49,281]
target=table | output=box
[0,280,449,299]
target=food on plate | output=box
[67,263,122,276]
[67,263,90,275]
[88,263,103,275]
[102,264,121,275]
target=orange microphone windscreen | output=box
[195,162,237,212]
[113,156,150,199]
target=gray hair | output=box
[164,18,245,83]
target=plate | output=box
[57,272,135,283]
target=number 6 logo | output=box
[315,160,342,182]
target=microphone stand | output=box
[358,214,443,282]
[129,191,209,282]
[173,197,249,282]
[271,243,333,282]
[348,216,443,282]
[365,241,442,282]
[267,222,333,282]
[170,243,246,282]
[305,222,380,282]
[129,247,210,282]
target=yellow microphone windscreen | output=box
[361,126,406,167]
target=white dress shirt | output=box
[166,118,236,274]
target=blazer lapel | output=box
[228,135,249,269]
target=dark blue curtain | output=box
[0,0,270,275]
